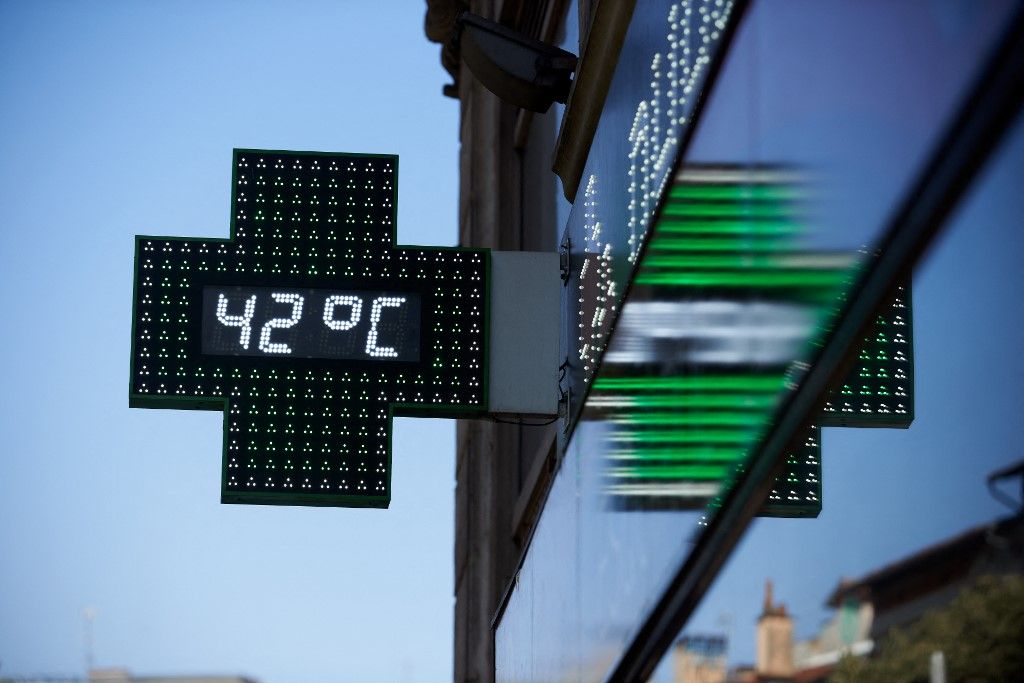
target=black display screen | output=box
[201,285,421,362]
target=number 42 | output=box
[216,292,407,357]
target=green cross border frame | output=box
[129,149,489,508]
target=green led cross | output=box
[129,149,488,508]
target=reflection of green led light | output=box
[635,270,849,287]
[594,375,784,392]
[610,465,733,480]
[593,394,779,409]
[647,237,791,252]
[610,412,767,426]
[611,429,756,444]
[641,254,844,269]
[656,219,799,235]
[594,168,891,515]
[660,203,788,218]
[667,185,797,201]
[608,447,747,462]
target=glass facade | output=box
[495,1,1023,680]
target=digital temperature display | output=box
[129,149,489,509]
[201,286,421,362]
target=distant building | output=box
[671,635,727,683]
[0,671,257,683]
[756,581,795,681]
[92,674,257,683]
[789,595,872,683]
[822,513,1024,641]
[730,513,1024,682]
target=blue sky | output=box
[0,2,460,681]
[3,2,1023,681]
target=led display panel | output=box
[820,281,914,428]
[129,150,489,508]
[201,286,422,361]
[755,426,820,517]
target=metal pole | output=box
[82,607,96,676]
[930,650,946,683]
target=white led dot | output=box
[216,293,257,349]
[258,292,304,354]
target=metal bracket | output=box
[559,386,572,434]
[559,232,571,284]
[487,251,561,416]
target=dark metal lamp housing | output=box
[457,12,577,113]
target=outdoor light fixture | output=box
[457,12,577,113]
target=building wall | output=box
[429,2,570,680]
[756,615,794,680]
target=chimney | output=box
[756,579,794,680]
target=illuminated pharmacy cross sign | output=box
[129,149,488,508]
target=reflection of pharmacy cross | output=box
[129,149,488,508]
